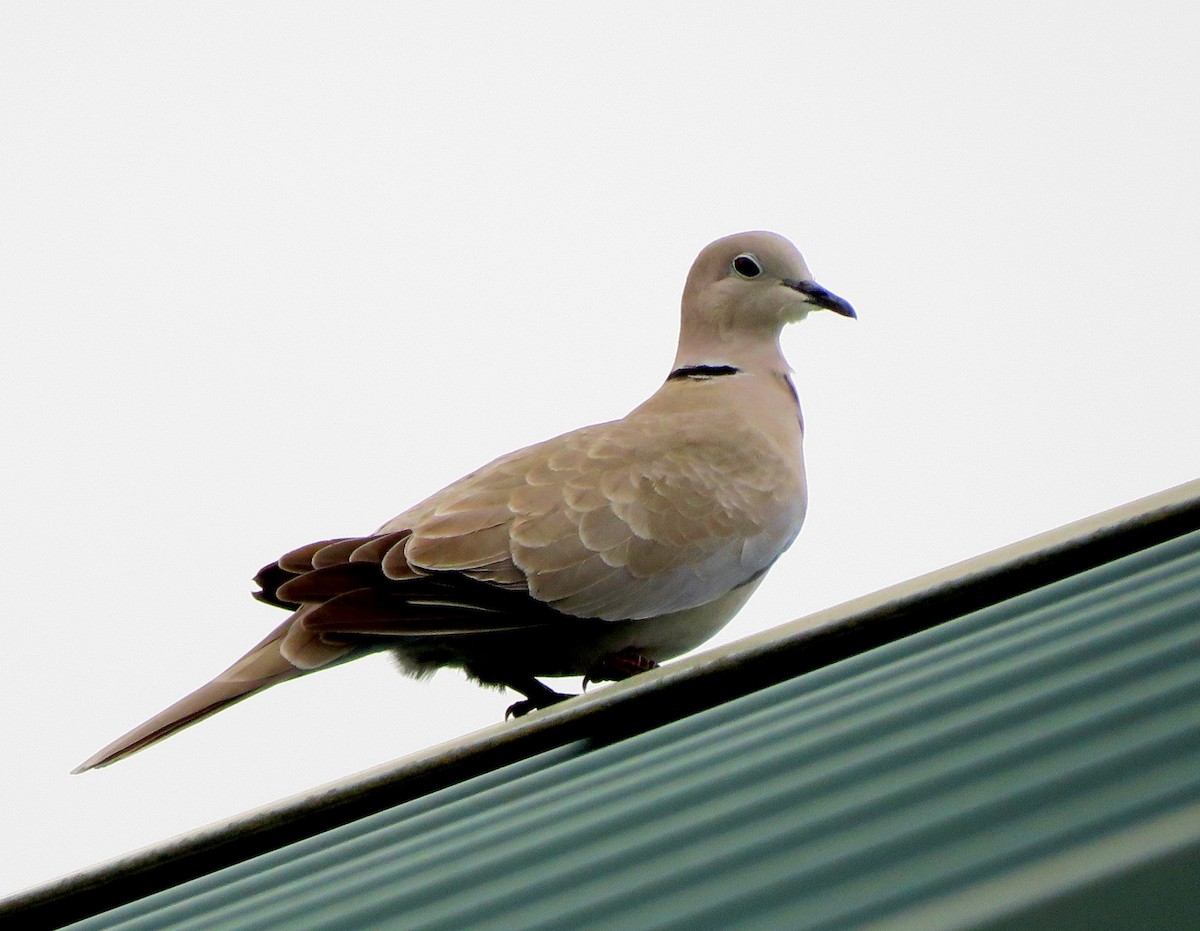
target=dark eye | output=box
[732,254,762,278]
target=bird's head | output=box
[675,231,854,373]
[685,231,854,329]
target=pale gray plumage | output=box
[73,231,853,773]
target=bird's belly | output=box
[616,572,767,662]
[389,572,767,680]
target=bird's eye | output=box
[732,254,762,278]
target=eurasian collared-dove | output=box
[73,231,853,772]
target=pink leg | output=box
[583,648,659,688]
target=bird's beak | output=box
[784,279,856,318]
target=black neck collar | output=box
[667,364,741,381]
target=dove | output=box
[73,231,854,772]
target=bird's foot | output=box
[583,648,659,689]
[497,674,576,720]
[505,690,574,720]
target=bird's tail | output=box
[72,622,307,773]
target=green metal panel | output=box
[72,529,1200,930]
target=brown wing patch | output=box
[274,562,382,603]
[349,530,412,563]
[278,538,351,573]
[311,538,370,569]
[256,528,563,642]
[252,562,302,610]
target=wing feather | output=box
[262,401,803,626]
[349,530,411,563]
[277,538,349,573]
[312,537,371,569]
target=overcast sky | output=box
[3,2,1198,898]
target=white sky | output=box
[3,2,1198,899]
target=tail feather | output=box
[72,630,304,773]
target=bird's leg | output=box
[582,648,659,689]
[501,674,575,719]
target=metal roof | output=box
[7,479,1200,929]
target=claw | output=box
[504,689,574,720]
[505,699,538,719]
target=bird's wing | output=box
[273,406,805,632]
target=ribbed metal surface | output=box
[74,529,1200,930]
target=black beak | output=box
[784,279,856,318]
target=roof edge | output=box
[6,478,1200,927]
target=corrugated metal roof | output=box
[62,518,1200,928]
